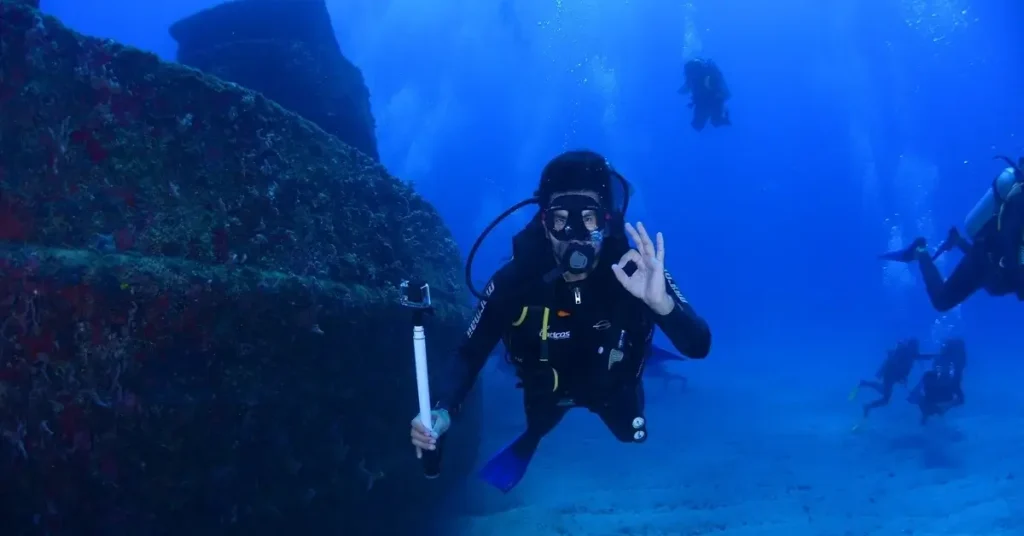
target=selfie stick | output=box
[400,279,442,479]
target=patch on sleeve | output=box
[465,280,495,338]
[664,271,688,304]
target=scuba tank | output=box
[963,156,1023,239]
[964,167,1017,238]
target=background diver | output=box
[849,338,932,427]
[409,150,712,492]
[678,57,731,131]
[908,339,966,424]
[880,157,1024,312]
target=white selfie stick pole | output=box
[401,280,441,478]
[413,325,432,436]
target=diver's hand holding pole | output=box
[400,279,444,479]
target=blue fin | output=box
[647,344,684,363]
[478,434,538,493]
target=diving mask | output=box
[543,194,608,242]
[543,194,608,275]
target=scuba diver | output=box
[849,338,932,426]
[408,150,712,493]
[908,338,966,424]
[678,58,731,132]
[500,0,526,46]
[880,157,1024,312]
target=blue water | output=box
[43,0,1024,533]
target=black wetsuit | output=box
[679,59,731,132]
[913,224,1020,312]
[909,173,1024,312]
[916,366,964,423]
[435,260,711,444]
[859,341,929,417]
[910,340,966,423]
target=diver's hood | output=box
[464,169,633,300]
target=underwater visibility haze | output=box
[0,0,1021,533]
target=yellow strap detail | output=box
[540,307,550,341]
[512,307,529,327]
[551,368,559,392]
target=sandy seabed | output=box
[452,363,1022,536]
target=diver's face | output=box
[545,190,603,260]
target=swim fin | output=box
[932,227,969,260]
[879,237,926,263]
[478,433,540,493]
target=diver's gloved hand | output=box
[410,409,450,458]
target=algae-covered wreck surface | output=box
[0,1,478,534]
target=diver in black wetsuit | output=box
[909,338,966,424]
[408,150,712,492]
[499,0,526,46]
[852,338,931,419]
[678,58,731,131]
[880,157,1024,312]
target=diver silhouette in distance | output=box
[908,339,966,424]
[678,58,731,131]
[850,338,932,425]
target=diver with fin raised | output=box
[408,150,711,493]
[880,156,1024,312]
